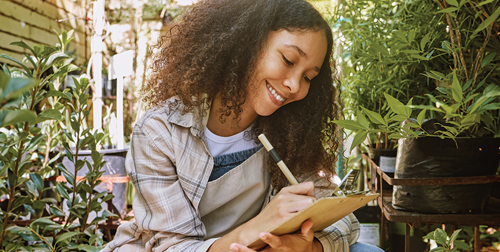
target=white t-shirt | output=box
[204,125,259,157]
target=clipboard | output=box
[246,191,379,249]
[246,169,378,249]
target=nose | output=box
[283,74,301,94]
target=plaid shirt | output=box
[102,98,360,252]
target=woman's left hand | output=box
[228,219,323,252]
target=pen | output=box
[258,134,299,185]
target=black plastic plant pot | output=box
[392,137,500,214]
[366,146,397,191]
[62,147,129,218]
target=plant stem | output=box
[0,86,39,248]
[82,178,97,232]
[28,227,55,251]
[469,25,492,93]
[436,0,459,70]
[43,134,52,169]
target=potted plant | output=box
[0,30,117,251]
[332,0,450,177]
[334,0,500,214]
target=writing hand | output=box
[229,219,323,252]
[254,182,316,230]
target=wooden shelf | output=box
[361,154,500,252]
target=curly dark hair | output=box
[143,0,340,189]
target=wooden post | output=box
[474,226,481,252]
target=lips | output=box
[266,83,286,107]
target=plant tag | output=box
[379,156,396,173]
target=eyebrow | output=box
[285,44,321,73]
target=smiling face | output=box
[245,29,328,118]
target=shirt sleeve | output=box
[102,112,215,252]
[314,213,360,252]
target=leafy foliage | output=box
[333,0,450,149]
[0,30,113,251]
[333,0,500,150]
[424,228,472,251]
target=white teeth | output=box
[267,84,285,102]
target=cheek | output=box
[296,85,310,101]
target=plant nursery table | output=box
[362,154,500,252]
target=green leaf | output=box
[30,218,58,229]
[41,52,70,73]
[371,43,389,55]
[434,228,448,246]
[462,78,473,91]
[437,7,458,14]
[390,115,408,122]
[30,172,44,193]
[446,0,459,6]
[32,200,46,210]
[481,52,496,68]
[388,133,403,140]
[384,93,407,116]
[476,0,495,7]
[400,50,421,54]
[55,232,80,247]
[404,123,420,128]
[332,120,366,131]
[101,193,115,202]
[430,248,446,252]
[356,109,370,130]
[481,103,500,111]
[49,205,66,217]
[361,107,386,126]
[89,217,107,226]
[77,245,100,252]
[453,240,471,250]
[473,5,500,36]
[350,130,368,153]
[451,72,463,103]
[449,229,461,244]
[0,54,32,78]
[56,183,70,200]
[37,109,62,121]
[11,196,31,211]
[420,33,431,50]
[409,54,430,61]
[63,129,75,142]
[462,112,480,127]
[10,41,36,56]
[0,74,37,101]
[46,90,72,101]
[394,30,408,43]
[0,109,37,127]
[408,30,416,43]
[417,109,427,126]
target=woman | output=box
[103,0,383,251]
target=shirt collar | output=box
[164,96,211,139]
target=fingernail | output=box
[259,233,267,239]
[230,244,239,252]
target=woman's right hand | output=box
[241,182,317,244]
[208,182,317,251]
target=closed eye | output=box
[304,75,311,83]
[282,55,293,66]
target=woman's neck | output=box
[207,95,257,137]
